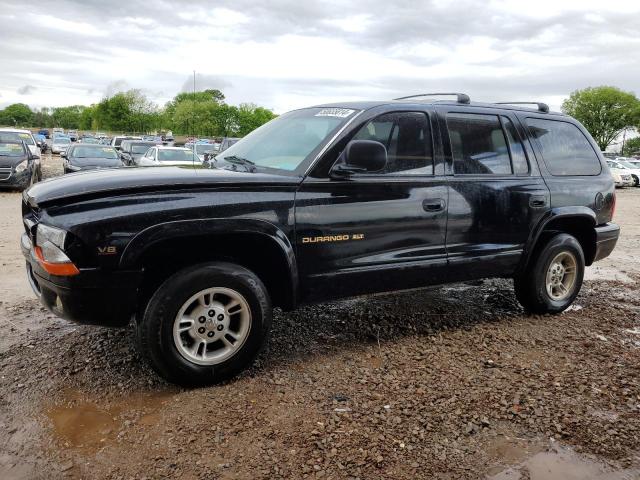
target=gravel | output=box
[0,157,639,479]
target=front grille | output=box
[0,167,11,181]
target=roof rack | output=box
[495,102,549,113]
[393,92,471,104]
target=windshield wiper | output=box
[221,155,257,172]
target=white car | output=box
[51,136,72,155]
[0,128,39,156]
[136,146,200,166]
[607,160,634,188]
[611,158,640,187]
[186,142,219,161]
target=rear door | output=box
[437,107,550,279]
[295,107,449,301]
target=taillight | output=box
[611,191,616,221]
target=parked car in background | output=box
[119,140,160,166]
[0,128,39,156]
[80,137,100,144]
[51,136,72,155]
[610,158,640,186]
[68,130,79,142]
[607,160,634,187]
[218,137,240,152]
[186,141,219,161]
[0,140,41,190]
[34,134,48,153]
[111,135,141,150]
[52,127,64,136]
[38,129,50,139]
[62,144,123,174]
[95,132,106,139]
[135,145,198,166]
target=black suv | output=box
[20,94,619,386]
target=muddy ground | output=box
[1,153,639,479]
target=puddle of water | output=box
[45,389,175,452]
[488,444,639,480]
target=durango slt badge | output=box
[302,234,364,244]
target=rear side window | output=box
[447,113,511,174]
[525,118,601,176]
[501,116,529,174]
[353,111,433,175]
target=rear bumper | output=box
[21,233,142,327]
[593,222,619,262]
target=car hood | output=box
[70,157,122,168]
[0,155,28,168]
[24,165,300,206]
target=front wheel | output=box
[514,233,585,314]
[137,262,272,387]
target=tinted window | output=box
[447,113,511,174]
[501,116,529,174]
[353,112,433,174]
[526,118,601,176]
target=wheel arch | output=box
[519,207,597,273]
[121,218,298,311]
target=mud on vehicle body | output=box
[21,94,619,386]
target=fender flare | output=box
[519,206,596,273]
[120,218,298,307]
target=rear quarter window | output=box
[525,118,601,176]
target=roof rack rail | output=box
[495,102,549,113]
[393,92,471,104]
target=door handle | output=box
[423,198,446,212]
[529,195,548,208]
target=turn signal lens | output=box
[34,246,79,276]
[34,224,79,276]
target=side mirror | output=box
[330,140,387,178]
[60,152,66,158]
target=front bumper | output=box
[593,222,620,262]
[21,233,142,327]
[0,169,31,189]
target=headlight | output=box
[34,224,79,276]
[14,160,28,173]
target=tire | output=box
[136,261,272,387]
[514,233,585,314]
[633,175,639,187]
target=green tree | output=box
[0,103,33,126]
[235,103,277,136]
[623,135,640,156]
[562,86,640,151]
[51,106,85,129]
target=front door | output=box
[295,109,449,302]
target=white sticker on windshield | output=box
[315,108,355,118]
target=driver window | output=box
[353,112,433,175]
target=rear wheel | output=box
[136,261,272,386]
[514,233,585,314]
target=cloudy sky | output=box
[1,0,639,113]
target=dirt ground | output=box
[1,153,639,479]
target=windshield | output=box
[0,132,35,145]
[195,144,216,154]
[217,107,358,172]
[0,142,25,157]
[132,144,153,154]
[158,149,196,162]
[619,161,636,169]
[55,138,71,145]
[70,146,118,159]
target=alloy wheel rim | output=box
[172,287,251,366]
[545,251,578,301]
